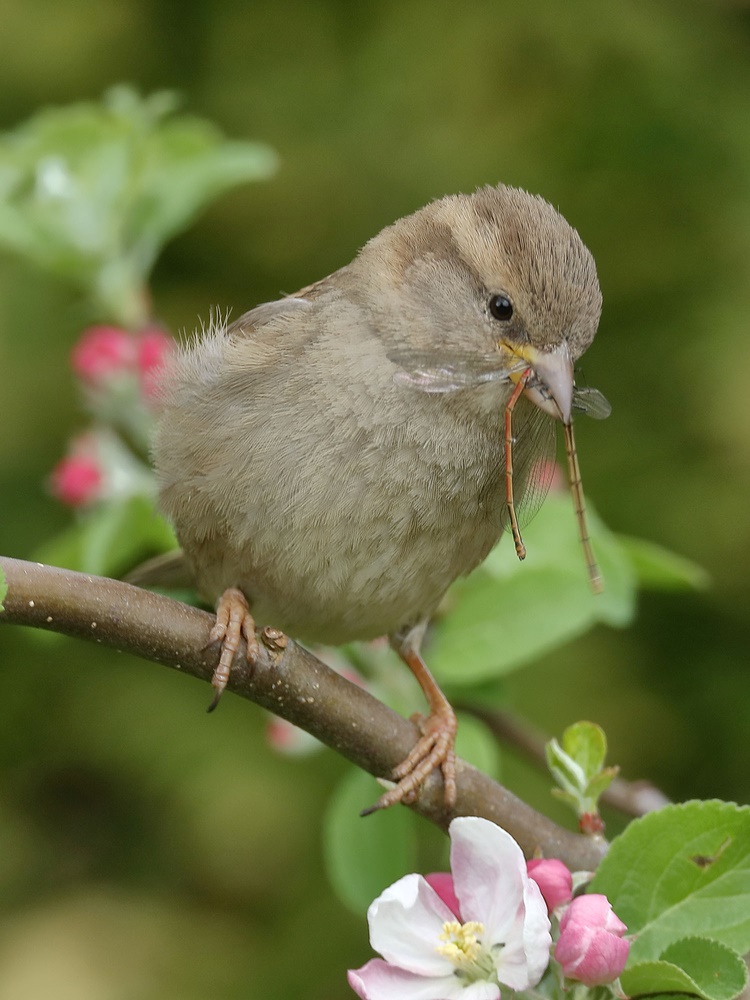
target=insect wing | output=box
[507,398,558,530]
[390,349,526,393]
[572,385,612,420]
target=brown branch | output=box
[0,555,607,872]
[459,705,671,818]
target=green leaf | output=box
[35,495,176,578]
[546,737,588,796]
[546,723,616,816]
[585,766,618,801]
[619,535,710,591]
[323,768,417,914]
[0,565,6,611]
[621,938,748,1000]
[428,494,636,685]
[590,800,750,961]
[561,721,608,782]
[0,86,277,326]
[550,788,581,811]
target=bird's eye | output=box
[489,294,513,321]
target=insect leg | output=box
[505,370,531,561]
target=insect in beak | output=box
[390,339,609,594]
[503,341,603,594]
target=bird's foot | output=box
[362,705,457,814]
[204,587,258,711]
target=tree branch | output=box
[0,555,607,871]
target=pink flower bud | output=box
[424,872,461,919]
[561,894,628,936]
[527,858,573,911]
[136,327,174,399]
[555,893,629,986]
[71,326,136,384]
[50,450,103,507]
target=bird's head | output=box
[357,183,602,424]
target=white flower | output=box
[348,817,551,1000]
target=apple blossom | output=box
[526,858,573,912]
[70,323,174,406]
[136,327,174,399]
[555,893,629,986]
[50,448,103,507]
[348,817,551,999]
[71,325,136,384]
[424,872,461,921]
[49,430,155,508]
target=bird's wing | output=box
[229,296,312,336]
[220,271,354,372]
[186,294,321,382]
[227,268,348,341]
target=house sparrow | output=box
[151,184,604,812]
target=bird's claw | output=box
[361,708,457,815]
[205,587,259,711]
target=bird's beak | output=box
[505,341,574,424]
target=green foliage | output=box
[546,721,617,818]
[35,494,176,579]
[428,496,636,686]
[428,493,704,687]
[0,86,277,326]
[618,536,711,591]
[0,565,6,611]
[621,938,747,1000]
[558,720,607,778]
[591,801,750,999]
[323,768,418,914]
[454,711,502,782]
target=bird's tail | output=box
[125,549,193,589]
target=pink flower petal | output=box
[560,895,627,936]
[527,859,573,911]
[49,452,103,507]
[519,871,554,986]
[71,326,136,383]
[424,873,461,919]
[136,327,174,399]
[136,327,173,372]
[555,922,630,986]
[368,874,456,977]
[450,818,525,933]
[460,984,502,1000]
[347,958,490,1000]
[449,818,551,990]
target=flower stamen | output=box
[436,920,485,966]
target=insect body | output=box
[391,347,611,591]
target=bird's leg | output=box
[205,587,259,712]
[364,631,457,813]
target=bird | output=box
[149,183,604,813]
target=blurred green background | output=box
[1,1,750,997]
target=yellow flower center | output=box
[436,920,485,966]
